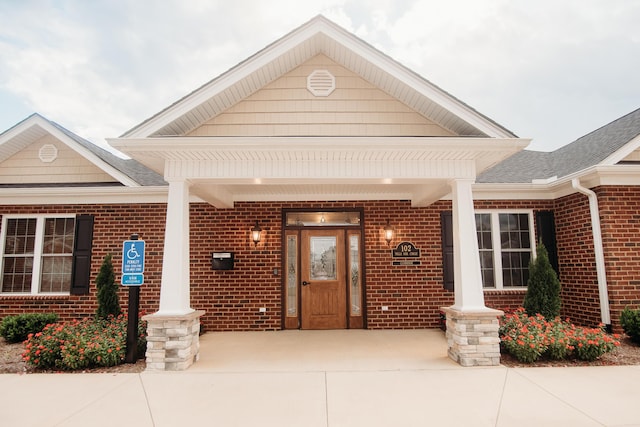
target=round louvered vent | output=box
[39,144,58,163]
[307,69,335,97]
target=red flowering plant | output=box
[572,325,620,361]
[499,309,548,363]
[23,314,147,371]
[499,308,620,363]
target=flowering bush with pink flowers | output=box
[500,308,620,363]
[23,314,146,370]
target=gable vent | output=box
[307,69,335,97]
[39,144,58,163]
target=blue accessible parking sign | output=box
[122,240,145,286]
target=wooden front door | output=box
[301,229,347,329]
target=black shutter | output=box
[535,210,559,275]
[70,214,94,295]
[441,211,454,291]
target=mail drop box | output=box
[212,252,235,270]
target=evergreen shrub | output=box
[523,243,561,319]
[620,307,640,344]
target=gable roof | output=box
[478,107,640,183]
[122,15,517,139]
[0,114,165,187]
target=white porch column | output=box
[443,179,502,367]
[450,178,486,311]
[158,178,193,315]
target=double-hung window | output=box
[475,211,534,289]
[1,215,76,294]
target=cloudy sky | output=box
[0,0,638,153]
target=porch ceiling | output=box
[110,136,529,208]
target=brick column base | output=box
[441,307,503,367]
[143,310,205,371]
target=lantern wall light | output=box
[384,219,394,245]
[251,220,262,246]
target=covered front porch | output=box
[191,329,456,372]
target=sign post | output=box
[122,234,145,364]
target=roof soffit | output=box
[121,16,516,140]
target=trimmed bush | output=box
[523,243,561,319]
[0,313,59,343]
[96,254,121,319]
[620,307,640,344]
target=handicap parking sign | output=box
[122,240,145,285]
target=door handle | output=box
[302,281,311,286]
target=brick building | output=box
[1,16,639,369]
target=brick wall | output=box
[5,196,620,332]
[553,192,603,327]
[0,204,166,322]
[597,186,640,331]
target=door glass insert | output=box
[349,234,361,316]
[286,235,298,316]
[286,211,361,227]
[309,237,337,280]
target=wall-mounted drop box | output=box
[211,252,235,270]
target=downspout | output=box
[571,178,611,329]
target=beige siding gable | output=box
[188,54,456,137]
[0,134,118,185]
[620,149,640,162]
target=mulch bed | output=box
[499,335,640,367]
[0,337,145,374]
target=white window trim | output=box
[476,209,536,291]
[0,214,75,295]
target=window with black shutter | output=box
[70,214,94,295]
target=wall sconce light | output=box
[251,220,262,246]
[384,219,394,246]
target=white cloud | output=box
[0,0,638,153]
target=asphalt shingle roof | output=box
[46,117,166,186]
[479,108,640,183]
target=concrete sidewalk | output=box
[2,330,640,427]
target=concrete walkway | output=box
[2,329,640,427]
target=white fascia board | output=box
[0,186,169,205]
[600,134,640,165]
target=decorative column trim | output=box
[442,307,503,367]
[144,310,205,371]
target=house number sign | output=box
[391,241,421,266]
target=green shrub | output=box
[96,254,121,319]
[620,307,640,344]
[523,243,561,319]
[0,313,59,343]
[23,314,146,370]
